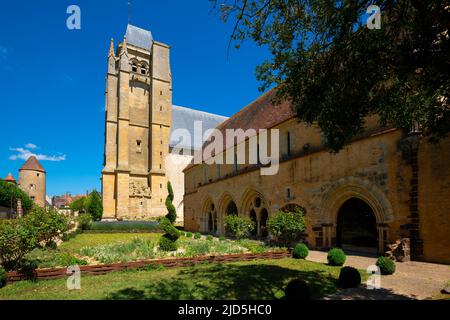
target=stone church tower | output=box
[102,25,172,220]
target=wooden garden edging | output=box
[6,251,290,283]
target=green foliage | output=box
[206,235,213,241]
[283,279,310,300]
[165,181,177,224]
[80,237,155,264]
[158,235,178,252]
[292,243,309,259]
[78,214,93,231]
[223,215,255,240]
[194,232,201,239]
[186,232,193,238]
[376,256,396,275]
[327,248,346,266]
[23,207,69,244]
[0,207,69,270]
[25,248,88,268]
[338,267,361,288]
[87,190,103,221]
[213,0,450,151]
[219,236,226,242]
[0,180,33,213]
[69,197,86,213]
[0,265,6,288]
[267,207,305,246]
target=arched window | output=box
[131,62,138,73]
[226,201,238,216]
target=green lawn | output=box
[0,258,365,300]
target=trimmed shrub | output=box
[206,235,213,241]
[267,207,305,246]
[338,266,361,288]
[284,279,310,300]
[194,232,201,239]
[23,207,69,245]
[0,266,6,288]
[223,215,255,240]
[327,248,346,266]
[159,235,178,251]
[219,236,226,242]
[78,213,93,231]
[292,243,309,259]
[376,256,396,275]
[158,217,180,241]
[19,258,38,281]
[165,182,177,224]
[186,232,193,238]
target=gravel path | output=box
[306,250,450,300]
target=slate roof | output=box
[170,105,228,150]
[125,24,153,51]
[19,156,46,173]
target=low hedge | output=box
[376,256,396,275]
[327,248,346,266]
[292,243,309,259]
[284,279,310,300]
[338,266,361,288]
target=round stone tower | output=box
[18,156,46,208]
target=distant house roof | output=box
[4,173,16,183]
[19,156,46,173]
[170,105,228,151]
[125,24,153,51]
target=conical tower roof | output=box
[19,156,46,173]
[4,173,16,183]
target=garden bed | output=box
[6,251,290,283]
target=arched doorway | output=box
[250,209,257,236]
[260,208,268,237]
[226,201,238,216]
[336,198,378,255]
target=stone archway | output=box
[239,188,268,237]
[317,177,393,253]
[336,198,378,255]
[217,192,238,235]
[201,197,217,234]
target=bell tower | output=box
[102,24,172,220]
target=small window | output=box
[141,67,147,75]
[30,184,36,191]
[160,90,163,95]
[160,184,162,189]
[160,106,163,111]
[31,196,35,201]
[159,164,162,169]
[136,140,142,153]
[131,63,138,72]
[37,173,40,177]
[160,152,162,156]
[286,188,291,199]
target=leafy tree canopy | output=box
[0,180,33,212]
[211,0,449,151]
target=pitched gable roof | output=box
[19,156,46,173]
[4,173,16,182]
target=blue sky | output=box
[0,0,271,197]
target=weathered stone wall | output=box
[184,116,450,263]
[418,137,450,264]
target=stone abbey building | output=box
[101,25,226,221]
[183,90,450,264]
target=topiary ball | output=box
[284,279,310,300]
[219,236,226,242]
[186,232,193,238]
[338,266,361,288]
[0,266,6,288]
[292,243,309,259]
[376,256,396,275]
[194,232,201,239]
[159,235,178,251]
[206,235,213,241]
[327,248,346,266]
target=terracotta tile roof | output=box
[4,173,16,182]
[184,89,294,171]
[19,156,46,173]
